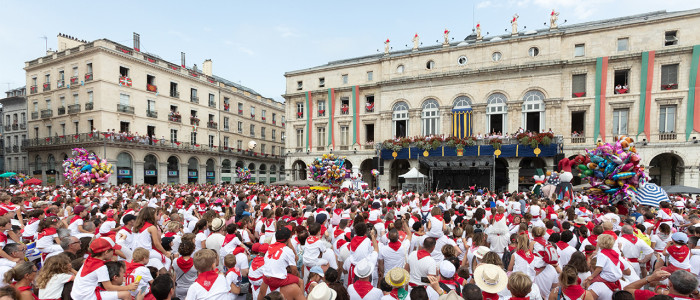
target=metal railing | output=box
[31,112,38,120]
[84,73,93,82]
[12,145,18,152]
[571,137,586,144]
[117,104,135,114]
[57,80,65,88]
[12,124,18,130]
[43,83,51,91]
[68,104,81,114]
[57,107,66,115]
[4,147,10,153]
[30,86,37,94]
[190,96,199,103]
[20,123,26,130]
[147,110,158,118]
[40,109,53,118]
[170,91,179,98]
[85,102,94,111]
[169,115,182,123]
[207,122,217,129]
[4,125,10,131]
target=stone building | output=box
[283,9,700,192]
[0,87,28,175]
[24,34,285,185]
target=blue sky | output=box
[0,0,698,102]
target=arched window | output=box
[486,93,508,134]
[421,99,440,136]
[453,96,472,110]
[392,102,409,138]
[522,90,546,132]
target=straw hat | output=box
[307,282,337,300]
[473,264,508,294]
[438,290,463,300]
[574,217,587,225]
[211,218,225,231]
[385,267,410,288]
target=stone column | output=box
[199,164,206,184]
[180,163,188,184]
[108,160,118,186]
[158,162,167,184]
[683,166,699,187]
[508,166,519,192]
[216,164,221,183]
[133,161,144,185]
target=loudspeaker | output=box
[554,153,565,172]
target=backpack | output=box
[537,241,560,265]
[501,247,514,269]
[439,282,462,297]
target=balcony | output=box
[168,114,182,123]
[339,145,349,150]
[70,76,79,87]
[147,110,158,118]
[4,147,10,153]
[57,106,66,115]
[316,146,325,151]
[20,123,26,130]
[57,80,65,89]
[223,104,230,111]
[170,91,179,98]
[31,112,38,120]
[119,76,132,87]
[12,124,18,130]
[117,104,135,114]
[190,96,199,103]
[365,102,375,112]
[209,101,216,108]
[84,73,93,82]
[223,126,230,132]
[30,85,38,94]
[659,132,677,140]
[3,125,9,131]
[340,106,349,115]
[147,83,157,93]
[12,145,18,152]
[43,83,51,91]
[190,118,200,126]
[571,137,586,144]
[207,121,218,129]
[68,104,81,114]
[40,109,53,118]
[85,102,94,111]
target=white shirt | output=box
[38,273,73,299]
[127,265,153,298]
[185,273,231,300]
[0,258,16,287]
[68,218,84,236]
[378,242,408,272]
[348,282,383,300]
[71,265,110,300]
[406,250,437,287]
[597,250,625,282]
[262,243,296,279]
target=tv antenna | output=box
[0,82,13,90]
[40,36,48,52]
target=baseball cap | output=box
[258,243,269,253]
[672,232,688,244]
[309,266,325,276]
[276,226,292,242]
[73,205,86,215]
[90,237,121,253]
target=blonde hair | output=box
[597,234,615,249]
[35,254,71,289]
[193,249,218,272]
[507,272,532,297]
[558,265,578,290]
[3,262,34,285]
[224,254,236,269]
[166,221,181,233]
[516,234,530,251]
[132,247,150,263]
[532,227,545,238]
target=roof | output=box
[286,8,700,75]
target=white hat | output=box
[474,246,490,260]
[439,261,456,278]
[307,282,337,300]
[438,290,463,300]
[354,258,373,278]
[473,264,507,294]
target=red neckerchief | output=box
[563,285,585,299]
[27,218,39,225]
[233,246,246,255]
[266,242,286,260]
[195,270,220,291]
[222,234,236,246]
[70,215,82,224]
[388,241,402,251]
[533,237,547,246]
[621,234,638,244]
[351,280,375,298]
[587,235,598,247]
[124,209,134,215]
[251,256,264,271]
[417,249,431,260]
[433,215,444,222]
[333,229,345,239]
[493,214,505,222]
[176,257,194,273]
[509,297,529,300]
[482,292,500,300]
[307,235,320,244]
[667,245,690,262]
[439,279,457,286]
[164,232,176,237]
[105,218,115,223]
[0,232,6,244]
[226,267,241,277]
[602,230,617,238]
[545,229,555,235]
[349,236,367,252]
[81,256,106,276]
[38,227,57,240]
[336,239,347,249]
[599,249,625,271]
[556,241,570,250]
[125,262,144,278]
[517,250,534,263]
[140,222,154,233]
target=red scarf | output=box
[388,241,402,251]
[164,232,176,238]
[195,270,220,291]
[307,235,320,245]
[563,285,585,299]
[125,262,144,278]
[176,257,194,273]
[509,297,529,300]
[232,246,246,255]
[602,230,617,238]
[599,249,625,271]
[81,256,106,276]
[517,250,534,263]
[417,249,431,260]
[587,235,598,247]
[482,292,500,300]
[333,229,345,239]
[439,279,457,286]
[38,227,57,240]
[251,256,264,271]
[349,236,367,252]
[556,241,570,250]
[667,245,690,262]
[493,214,505,222]
[621,234,637,244]
[140,222,154,233]
[222,234,236,246]
[433,215,444,222]
[70,215,82,224]
[352,280,375,298]
[123,227,132,234]
[266,242,286,260]
[533,237,547,246]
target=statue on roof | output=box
[384,39,390,54]
[511,14,519,35]
[443,29,450,46]
[476,22,482,41]
[412,33,419,51]
[550,9,560,29]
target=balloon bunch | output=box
[9,174,29,186]
[308,154,350,185]
[62,148,113,186]
[576,136,648,204]
[236,167,251,182]
[371,169,379,177]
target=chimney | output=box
[133,32,140,52]
[181,52,186,68]
[203,59,213,76]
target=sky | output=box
[1,0,699,102]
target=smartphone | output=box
[420,277,430,284]
[139,286,147,294]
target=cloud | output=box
[238,46,255,56]
[531,0,614,20]
[167,30,191,42]
[476,0,493,8]
[274,25,300,38]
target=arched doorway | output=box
[518,157,546,192]
[259,164,267,185]
[221,159,232,183]
[344,160,353,173]
[279,165,286,180]
[360,159,375,190]
[248,163,256,183]
[292,160,307,181]
[116,152,133,185]
[495,158,509,193]
[390,159,410,190]
[144,154,158,185]
[235,161,244,183]
[649,153,684,186]
[33,156,43,176]
[187,157,199,183]
[46,154,57,186]
[167,156,179,184]
[205,159,215,184]
[270,165,277,183]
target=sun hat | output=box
[211,218,225,231]
[474,246,491,260]
[307,282,337,300]
[439,261,456,278]
[574,217,587,225]
[473,264,508,294]
[385,267,410,288]
[438,290,463,300]
[354,258,373,278]
[309,266,325,277]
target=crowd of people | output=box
[0,182,696,300]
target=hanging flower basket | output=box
[489,138,503,150]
